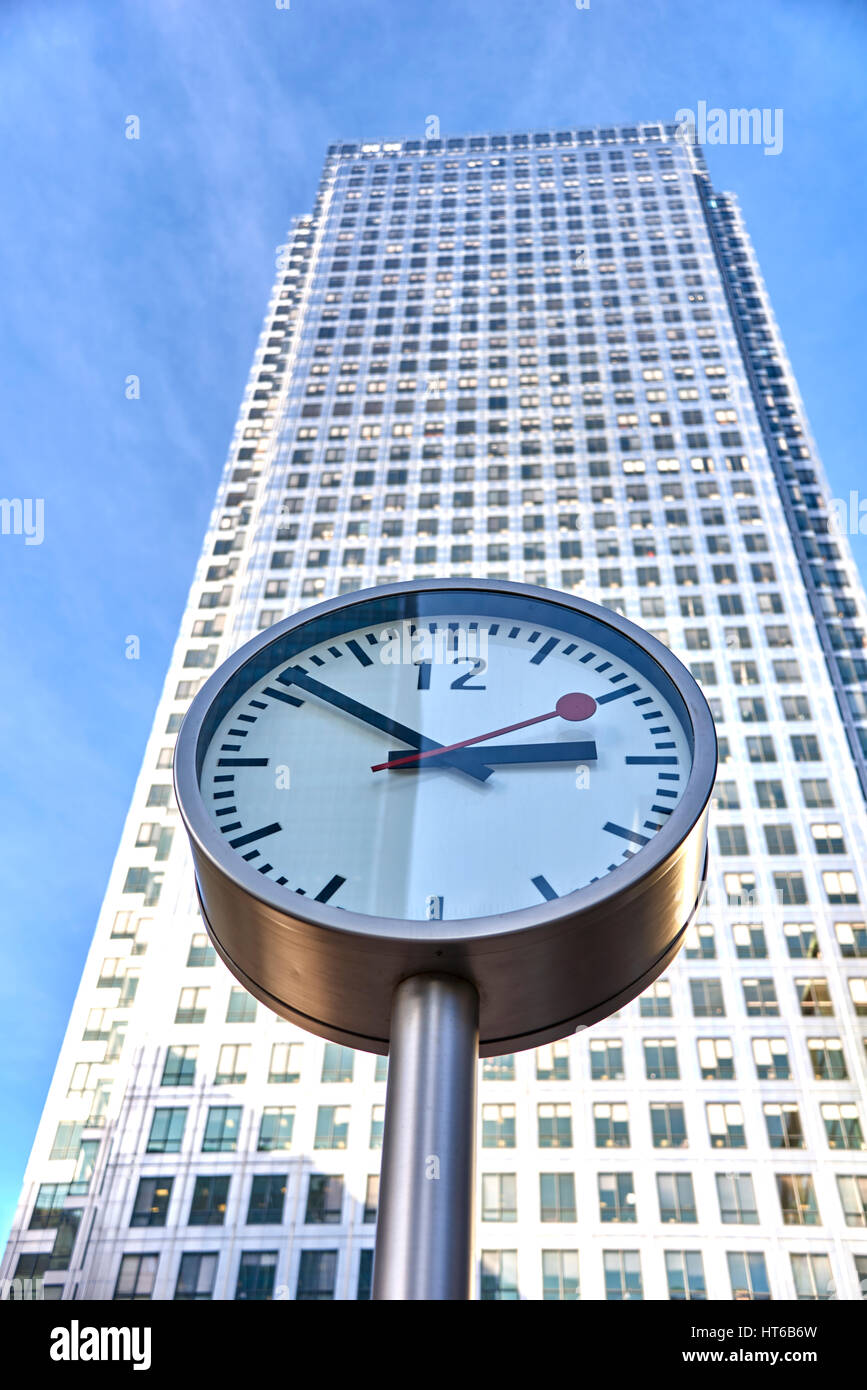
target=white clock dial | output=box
[199,594,693,922]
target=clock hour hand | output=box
[276,666,494,782]
[384,741,598,770]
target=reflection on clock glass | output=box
[198,591,694,922]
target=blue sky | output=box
[1,0,865,1245]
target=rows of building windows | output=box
[28,1166,867,1238]
[15,1240,859,1302]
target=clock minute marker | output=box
[315,874,346,904]
[604,821,651,848]
[624,756,678,765]
[228,822,282,850]
[532,874,559,901]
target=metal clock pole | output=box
[372,974,480,1301]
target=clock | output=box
[174,579,716,1054]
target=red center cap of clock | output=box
[555,692,597,721]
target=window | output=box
[764,1103,804,1150]
[29,1184,68,1229]
[594,1103,630,1148]
[186,934,216,968]
[480,1250,519,1301]
[822,871,859,905]
[604,1250,642,1300]
[835,922,867,957]
[314,1105,350,1150]
[791,1253,834,1301]
[697,1037,734,1080]
[640,980,672,1017]
[784,923,819,959]
[742,978,778,1016]
[537,1103,573,1148]
[215,1043,250,1085]
[599,1172,636,1223]
[369,1104,385,1149]
[146,1107,187,1154]
[801,778,833,809]
[161,1046,197,1087]
[186,1173,229,1227]
[268,1042,302,1084]
[752,1037,790,1080]
[540,1172,577,1223]
[482,1104,516,1148]
[304,1173,345,1228]
[848,978,867,1015]
[356,1249,374,1302]
[756,779,786,809]
[727,1251,770,1300]
[690,979,724,1016]
[258,1107,294,1152]
[810,822,845,855]
[542,1250,579,1301]
[363,1175,379,1224]
[481,1054,515,1080]
[236,1251,278,1301]
[321,1043,354,1083]
[481,1174,517,1222]
[130,1177,172,1228]
[643,1038,679,1079]
[837,1174,867,1226]
[717,825,748,856]
[821,1103,864,1150]
[666,1250,706,1301]
[707,1102,746,1148]
[796,978,833,1016]
[590,1039,624,1079]
[717,1173,758,1224]
[226,988,257,1023]
[732,924,767,959]
[777,1174,820,1226]
[685,923,716,959]
[202,1106,241,1153]
[114,1254,158,1301]
[535,1041,570,1079]
[657,1173,697,1223]
[650,1102,687,1149]
[175,987,208,1025]
[175,1253,218,1301]
[247,1174,286,1225]
[808,1037,848,1080]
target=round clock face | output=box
[195,586,695,923]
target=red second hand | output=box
[371,691,597,771]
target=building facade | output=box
[5,120,867,1302]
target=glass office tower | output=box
[4,121,867,1302]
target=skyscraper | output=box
[5,120,867,1302]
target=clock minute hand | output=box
[276,666,493,782]
[371,691,597,772]
[385,740,598,769]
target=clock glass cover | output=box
[197,588,694,922]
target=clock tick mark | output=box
[347,639,374,667]
[604,821,651,847]
[315,874,346,904]
[530,636,558,664]
[264,685,304,708]
[532,874,559,901]
[598,683,640,704]
[228,822,282,849]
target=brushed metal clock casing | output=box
[174,579,717,1056]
